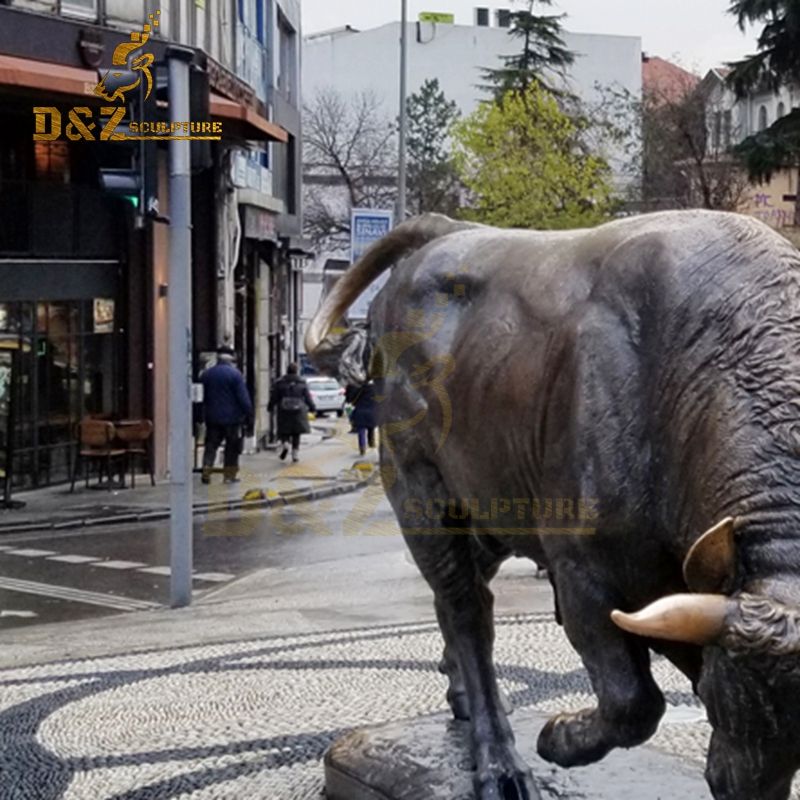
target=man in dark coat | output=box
[200,346,253,484]
[268,362,316,463]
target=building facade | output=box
[701,68,798,233]
[0,0,303,491]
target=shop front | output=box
[0,263,122,490]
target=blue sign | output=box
[350,208,393,263]
[349,208,394,319]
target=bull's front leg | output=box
[537,562,666,767]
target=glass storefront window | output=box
[6,299,120,488]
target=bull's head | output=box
[612,518,800,800]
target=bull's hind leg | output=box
[389,463,540,800]
[537,562,666,767]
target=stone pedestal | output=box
[325,709,710,799]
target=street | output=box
[0,489,402,629]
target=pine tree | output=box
[406,79,462,215]
[481,0,576,101]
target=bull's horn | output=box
[611,594,734,645]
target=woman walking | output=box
[268,363,316,463]
[348,381,378,456]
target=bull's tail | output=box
[305,213,479,355]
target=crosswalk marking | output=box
[0,547,234,585]
[46,555,100,564]
[138,566,172,576]
[0,610,38,619]
[193,572,235,583]
[0,577,160,612]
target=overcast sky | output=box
[300,0,760,74]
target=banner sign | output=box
[349,208,393,319]
[419,11,455,23]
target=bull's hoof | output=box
[474,744,541,800]
[536,708,614,767]
[475,767,540,800]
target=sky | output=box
[300,0,761,74]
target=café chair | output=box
[70,419,126,492]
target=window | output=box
[256,0,265,43]
[777,102,786,119]
[34,142,70,183]
[713,111,722,151]
[475,7,489,26]
[60,0,97,19]
[758,105,769,131]
[723,110,732,148]
[496,9,512,28]
[277,11,297,102]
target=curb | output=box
[0,467,381,536]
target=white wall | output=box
[303,21,642,179]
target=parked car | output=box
[305,376,345,417]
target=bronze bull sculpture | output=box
[306,211,800,800]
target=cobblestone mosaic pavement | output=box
[1,612,798,799]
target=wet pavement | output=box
[0,487,398,629]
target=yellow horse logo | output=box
[94,11,160,103]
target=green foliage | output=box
[481,0,576,100]
[727,1,800,96]
[405,79,462,215]
[735,108,800,182]
[452,83,614,229]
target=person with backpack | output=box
[268,363,316,462]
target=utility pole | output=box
[167,45,194,608]
[397,0,408,224]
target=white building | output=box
[299,17,643,348]
[304,21,642,136]
[701,69,798,232]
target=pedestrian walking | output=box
[348,380,378,456]
[200,345,254,484]
[268,363,316,463]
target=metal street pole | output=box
[397,0,408,224]
[167,46,194,608]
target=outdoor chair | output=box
[69,419,126,492]
[114,419,155,488]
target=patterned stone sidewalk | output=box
[1,611,761,800]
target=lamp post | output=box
[167,45,194,608]
[397,0,408,224]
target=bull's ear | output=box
[683,517,737,594]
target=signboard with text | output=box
[349,208,393,320]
